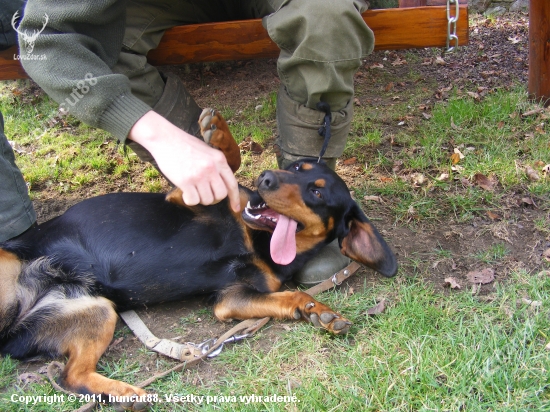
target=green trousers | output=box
[0,111,36,241]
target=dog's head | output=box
[242,159,397,277]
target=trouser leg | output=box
[0,111,36,242]
[264,0,374,168]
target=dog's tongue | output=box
[270,213,298,265]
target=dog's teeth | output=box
[246,201,251,209]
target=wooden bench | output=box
[0,1,468,81]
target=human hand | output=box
[128,111,240,212]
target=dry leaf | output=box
[467,91,480,100]
[474,173,496,191]
[238,137,263,154]
[436,173,450,181]
[435,56,446,65]
[411,173,426,186]
[392,57,407,66]
[466,268,495,284]
[364,195,383,203]
[444,277,462,289]
[520,197,536,207]
[385,82,394,92]
[525,166,540,181]
[521,108,544,117]
[486,211,501,221]
[353,97,362,106]
[521,298,542,308]
[109,337,124,349]
[542,164,550,175]
[343,157,357,165]
[454,148,465,159]
[543,248,550,262]
[450,153,461,165]
[366,299,386,316]
[392,160,404,172]
[450,117,462,130]
[370,63,384,69]
[546,342,550,351]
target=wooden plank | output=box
[147,6,468,65]
[528,0,550,106]
[399,0,467,6]
[0,49,28,80]
[0,6,468,81]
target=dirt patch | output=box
[14,13,549,386]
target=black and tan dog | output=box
[0,109,397,401]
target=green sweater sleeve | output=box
[19,0,151,143]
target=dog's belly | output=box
[18,193,252,309]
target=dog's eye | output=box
[294,163,301,171]
[312,189,322,199]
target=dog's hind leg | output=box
[9,293,149,407]
[0,249,22,331]
[213,285,352,334]
[49,297,148,404]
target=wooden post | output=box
[529,0,550,106]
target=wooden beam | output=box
[148,6,468,65]
[528,0,550,106]
[399,0,467,6]
[0,6,468,81]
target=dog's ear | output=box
[337,202,397,277]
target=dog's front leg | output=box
[213,285,352,334]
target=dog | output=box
[0,109,397,404]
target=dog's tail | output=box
[0,251,96,360]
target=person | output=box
[1,0,36,242]
[2,0,375,284]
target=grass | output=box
[352,86,550,224]
[0,270,548,411]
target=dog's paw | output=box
[198,108,240,173]
[298,301,352,335]
[199,108,225,147]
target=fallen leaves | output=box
[525,165,540,181]
[473,173,497,191]
[366,299,386,316]
[444,277,462,289]
[466,268,495,284]
[364,195,384,203]
[521,298,542,308]
[238,137,263,154]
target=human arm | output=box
[128,111,241,212]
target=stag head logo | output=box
[11,11,49,54]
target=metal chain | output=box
[446,0,459,53]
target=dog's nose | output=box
[258,170,279,191]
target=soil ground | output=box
[14,13,549,384]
